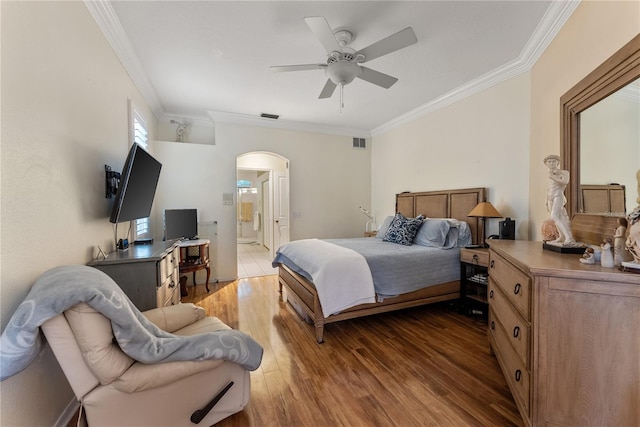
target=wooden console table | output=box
[88,241,180,311]
[178,239,211,292]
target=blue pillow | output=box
[383,213,424,246]
[375,216,394,238]
[450,221,472,248]
[414,219,451,247]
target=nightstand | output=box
[364,231,377,237]
[460,247,489,318]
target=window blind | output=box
[130,104,151,240]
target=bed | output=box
[273,187,486,343]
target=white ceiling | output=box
[90,1,579,136]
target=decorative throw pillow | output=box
[383,213,425,245]
[375,216,394,238]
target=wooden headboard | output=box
[580,184,626,214]
[395,187,486,245]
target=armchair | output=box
[41,302,251,426]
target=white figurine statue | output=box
[613,217,630,266]
[625,206,640,265]
[637,169,640,205]
[544,155,578,246]
[579,247,596,264]
[600,238,614,268]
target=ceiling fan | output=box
[271,17,418,100]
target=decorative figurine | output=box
[637,169,640,205]
[600,238,614,268]
[625,205,640,265]
[543,154,580,247]
[579,247,596,264]
[613,217,630,266]
[170,119,189,143]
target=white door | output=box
[273,170,289,253]
[262,179,270,249]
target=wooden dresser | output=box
[487,240,640,427]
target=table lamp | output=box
[468,202,503,247]
[359,206,376,233]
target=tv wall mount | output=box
[105,164,121,198]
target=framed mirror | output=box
[561,34,640,244]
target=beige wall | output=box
[1,2,156,425]
[372,73,531,239]
[1,1,638,426]
[372,1,640,242]
[154,123,372,280]
[529,0,640,240]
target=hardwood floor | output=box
[183,276,523,427]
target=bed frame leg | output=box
[315,324,324,344]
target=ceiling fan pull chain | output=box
[340,83,344,113]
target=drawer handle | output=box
[490,321,495,330]
[490,260,495,269]
[515,369,522,382]
[513,326,520,338]
[489,290,494,299]
[514,283,521,295]
[169,281,175,288]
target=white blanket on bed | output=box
[277,239,375,317]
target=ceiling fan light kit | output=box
[326,61,362,86]
[270,16,417,106]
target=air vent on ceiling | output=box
[353,137,366,149]
[260,113,279,120]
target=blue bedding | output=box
[273,237,460,299]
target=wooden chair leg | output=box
[179,276,188,297]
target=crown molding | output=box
[371,0,580,137]
[86,0,579,138]
[208,111,371,138]
[83,0,164,119]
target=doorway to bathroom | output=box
[236,152,289,278]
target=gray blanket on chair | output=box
[0,265,263,381]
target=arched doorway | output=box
[236,152,289,278]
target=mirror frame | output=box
[561,33,640,219]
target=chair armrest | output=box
[142,303,205,333]
[112,359,224,393]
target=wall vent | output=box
[352,137,366,149]
[260,113,279,120]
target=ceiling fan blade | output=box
[305,16,342,54]
[319,79,337,99]
[356,27,417,63]
[358,67,398,89]
[270,64,326,73]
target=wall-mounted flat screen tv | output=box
[109,143,162,224]
[164,209,198,240]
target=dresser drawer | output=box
[157,274,179,307]
[488,281,530,367]
[160,248,179,280]
[461,249,489,266]
[163,281,180,306]
[489,253,531,320]
[489,310,530,416]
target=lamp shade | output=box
[468,202,502,218]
